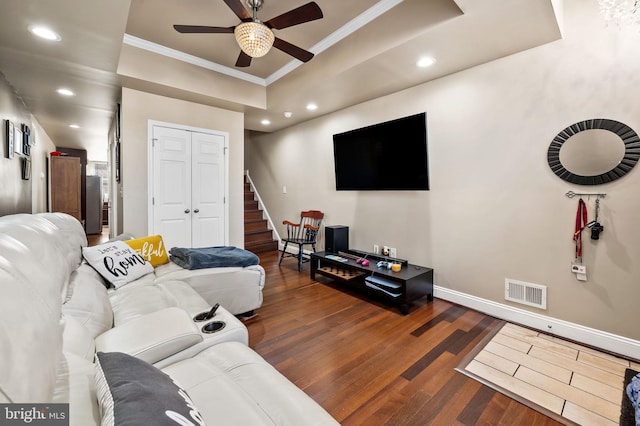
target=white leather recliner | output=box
[0,213,338,425]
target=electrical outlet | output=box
[571,264,586,274]
[389,247,397,258]
[373,244,380,254]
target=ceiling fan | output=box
[174,0,323,67]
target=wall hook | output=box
[565,190,606,199]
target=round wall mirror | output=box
[548,118,640,185]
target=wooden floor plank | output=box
[504,326,580,360]
[538,332,634,366]
[475,349,520,376]
[578,350,630,375]
[457,384,496,425]
[570,372,621,404]
[562,401,618,426]
[515,366,620,422]
[492,332,533,354]
[465,360,566,414]
[528,346,623,385]
[483,341,573,384]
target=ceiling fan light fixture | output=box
[234,21,274,58]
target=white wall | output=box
[246,0,640,341]
[120,88,245,247]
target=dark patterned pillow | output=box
[95,352,206,426]
[621,368,639,426]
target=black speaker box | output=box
[325,226,349,254]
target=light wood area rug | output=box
[456,322,640,425]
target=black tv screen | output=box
[333,112,429,190]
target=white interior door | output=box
[151,124,226,250]
[152,126,192,251]
[191,131,225,248]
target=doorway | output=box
[149,122,228,250]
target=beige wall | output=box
[30,118,56,212]
[0,73,55,216]
[246,0,640,341]
[120,88,245,247]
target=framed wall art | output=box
[21,157,31,180]
[22,124,31,155]
[14,126,23,155]
[115,141,121,183]
[115,103,121,142]
[5,120,14,159]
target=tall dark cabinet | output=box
[55,148,87,226]
[50,156,81,221]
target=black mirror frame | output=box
[547,118,640,185]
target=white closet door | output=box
[151,124,227,250]
[191,131,225,248]
[152,126,192,251]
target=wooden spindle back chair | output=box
[278,210,324,271]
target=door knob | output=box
[194,209,200,213]
[184,209,190,214]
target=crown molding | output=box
[266,0,404,85]
[122,34,266,86]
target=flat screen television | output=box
[332,112,429,190]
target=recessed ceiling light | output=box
[306,103,318,111]
[69,124,80,129]
[283,111,293,118]
[56,88,75,96]
[416,57,436,68]
[261,119,271,125]
[29,25,61,41]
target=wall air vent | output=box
[504,278,547,310]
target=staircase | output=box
[244,180,278,254]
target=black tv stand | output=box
[310,250,433,314]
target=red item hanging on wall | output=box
[573,198,588,260]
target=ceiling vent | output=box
[505,278,547,310]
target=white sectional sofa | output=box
[0,212,338,425]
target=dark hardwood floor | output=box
[86,231,561,424]
[87,226,109,246]
[246,251,563,425]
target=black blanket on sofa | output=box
[169,246,259,270]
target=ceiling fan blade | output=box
[235,51,252,67]
[223,0,252,21]
[273,37,314,63]
[174,25,235,34]
[265,2,323,30]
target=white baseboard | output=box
[289,251,640,359]
[435,285,640,360]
